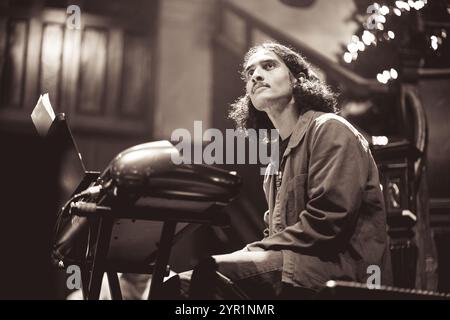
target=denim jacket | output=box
[247,110,392,290]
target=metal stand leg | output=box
[80,263,90,300]
[148,221,177,300]
[87,217,114,300]
[107,272,123,300]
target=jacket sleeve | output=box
[248,118,370,253]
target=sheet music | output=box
[30,93,56,137]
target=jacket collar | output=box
[266,110,318,173]
[282,109,317,158]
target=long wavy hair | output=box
[228,42,338,132]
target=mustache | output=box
[252,82,270,94]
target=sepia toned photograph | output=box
[0,0,449,306]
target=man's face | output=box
[244,49,295,111]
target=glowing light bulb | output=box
[357,41,365,51]
[377,73,388,84]
[372,136,389,146]
[390,68,398,79]
[343,52,352,63]
[380,6,389,15]
[431,35,438,50]
[347,42,358,53]
[362,31,375,45]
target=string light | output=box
[390,68,398,79]
[430,35,443,51]
[372,136,389,146]
[348,42,358,53]
[413,0,426,10]
[376,68,399,83]
[376,73,388,84]
[343,0,431,84]
[357,41,366,51]
[343,52,352,63]
[395,1,410,11]
[380,5,390,15]
[362,30,376,46]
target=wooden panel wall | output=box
[0,0,159,170]
[0,0,159,299]
[1,19,28,109]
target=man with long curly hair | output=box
[222,42,392,297]
[66,42,392,300]
[119,42,392,300]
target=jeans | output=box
[175,249,284,299]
